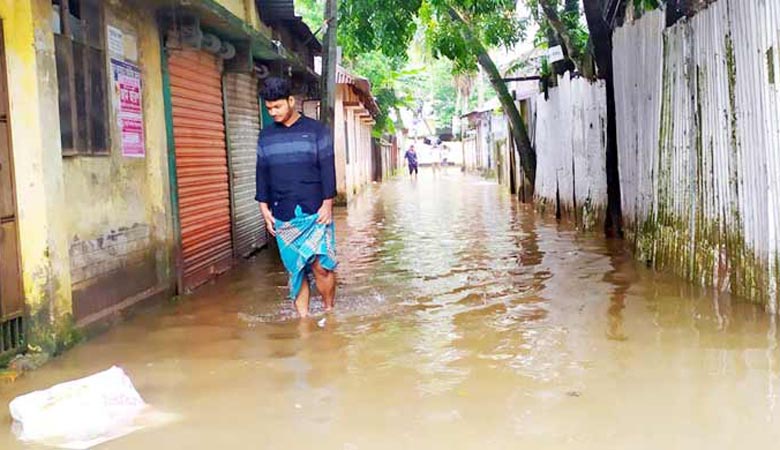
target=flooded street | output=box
[3,169,780,449]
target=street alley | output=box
[2,169,780,449]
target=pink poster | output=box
[111,59,145,158]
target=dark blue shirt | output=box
[255,116,336,222]
[405,150,418,166]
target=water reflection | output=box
[604,240,633,342]
[3,169,780,449]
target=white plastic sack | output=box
[9,366,171,449]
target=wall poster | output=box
[111,58,145,158]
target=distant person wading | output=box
[256,77,338,318]
[405,144,419,177]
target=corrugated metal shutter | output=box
[224,73,266,258]
[168,50,233,291]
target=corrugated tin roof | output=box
[284,17,322,53]
[255,1,322,52]
[336,66,380,117]
[256,0,296,21]
[460,97,502,118]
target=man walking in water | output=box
[404,144,419,177]
[256,77,337,318]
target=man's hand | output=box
[317,199,333,225]
[259,203,276,237]
[263,212,276,237]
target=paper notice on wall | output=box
[123,34,138,62]
[546,45,565,63]
[107,26,124,57]
[111,59,145,158]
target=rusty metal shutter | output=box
[224,73,266,258]
[168,50,233,291]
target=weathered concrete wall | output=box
[491,112,510,185]
[346,114,374,201]
[336,85,375,202]
[533,74,608,230]
[333,84,372,203]
[463,134,477,171]
[62,1,173,325]
[334,85,347,202]
[462,110,507,179]
[614,2,780,311]
[0,0,75,353]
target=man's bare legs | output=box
[312,258,336,311]
[294,259,336,318]
[294,278,311,318]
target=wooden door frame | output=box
[0,20,25,322]
[0,19,27,361]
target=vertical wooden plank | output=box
[0,20,11,220]
[0,21,23,319]
[0,124,13,219]
[0,222,23,318]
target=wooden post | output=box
[320,0,338,129]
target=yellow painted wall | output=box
[61,1,173,323]
[62,3,168,239]
[334,85,347,199]
[215,0,269,34]
[0,0,269,351]
[0,0,74,351]
[216,0,245,21]
[0,0,174,350]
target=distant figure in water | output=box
[405,145,419,177]
[432,144,442,174]
[256,77,337,318]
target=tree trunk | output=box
[583,0,623,238]
[320,0,338,128]
[539,0,582,73]
[447,7,537,197]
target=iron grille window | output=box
[0,316,24,358]
[52,0,109,156]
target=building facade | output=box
[333,66,379,203]
[0,0,319,358]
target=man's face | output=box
[265,97,294,123]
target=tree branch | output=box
[538,0,582,73]
[447,5,537,193]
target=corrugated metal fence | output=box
[533,74,608,230]
[224,72,266,258]
[613,2,780,311]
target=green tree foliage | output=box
[295,0,420,136]
[424,58,458,129]
[635,0,661,11]
[418,0,525,73]
[348,51,423,136]
[338,0,538,192]
[526,0,590,76]
[338,0,423,61]
[294,0,325,31]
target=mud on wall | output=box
[613,2,780,311]
[533,74,608,231]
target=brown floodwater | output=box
[2,168,780,449]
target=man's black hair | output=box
[260,77,292,101]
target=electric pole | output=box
[320,0,338,128]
